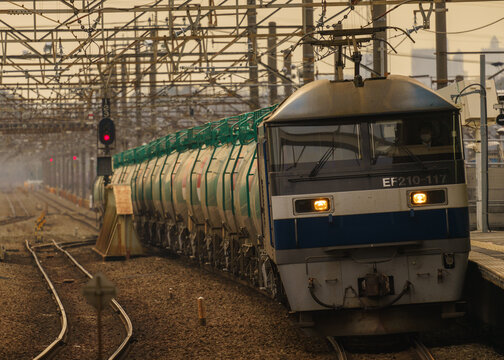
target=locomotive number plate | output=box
[382,174,448,188]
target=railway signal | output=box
[98,117,115,146]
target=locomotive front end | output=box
[258,77,469,336]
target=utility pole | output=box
[121,58,128,150]
[372,1,387,77]
[134,58,142,145]
[480,54,489,232]
[80,148,86,201]
[134,13,142,146]
[435,0,448,89]
[247,0,259,110]
[333,23,344,80]
[268,22,277,105]
[150,25,158,138]
[302,0,314,84]
[110,58,118,145]
[283,51,293,98]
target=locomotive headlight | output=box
[408,189,447,207]
[411,192,427,205]
[313,199,329,211]
[294,197,331,213]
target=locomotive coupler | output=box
[358,272,394,297]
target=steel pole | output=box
[480,55,489,232]
[247,0,259,110]
[283,51,293,98]
[302,0,314,84]
[267,22,277,105]
[372,1,387,77]
[333,23,343,80]
[435,0,448,89]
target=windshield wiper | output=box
[309,146,335,177]
[395,142,427,170]
[284,145,306,171]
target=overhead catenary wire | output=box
[423,16,504,35]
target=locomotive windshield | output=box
[268,124,361,172]
[266,111,464,191]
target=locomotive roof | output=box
[266,75,458,123]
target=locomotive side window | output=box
[370,113,462,165]
[268,124,361,173]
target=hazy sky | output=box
[1,1,503,86]
[264,1,504,78]
[387,1,504,77]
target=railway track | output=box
[0,191,33,225]
[327,335,436,360]
[12,192,30,217]
[26,239,132,359]
[31,191,98,231]
[5,193,16,217]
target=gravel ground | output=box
[72,248,334,359]
[0,189,100,358]
[2,189,504,359]
[0,234,59,359]
[33,246,124,359]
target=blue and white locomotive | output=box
[101,75,469,336]
[257,76,468,335]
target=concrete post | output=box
[302,0,314,84]
[135,41,142,146]
[247,0,259,110]
[267,22,277,105]
[372,2,387,77]
[435,0,448,89]
[283,51,293,98]
[150,27,158,138]
[121,59,128,150]
[81,148,86,200]
[333,23,344,80]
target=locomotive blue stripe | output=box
[273,207,469,250]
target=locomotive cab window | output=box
[268,123,362,174]
[370,113,462,166]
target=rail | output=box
[327,335,436,360]
[327,336,348,360]
[27,238,132,360]
[30,191,98,231]
[25,240,68,359]
[14,193,30,217]
[6,194,16,217]
[411,337,436,360]
[52,240,133,359]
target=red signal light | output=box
[73,155,77,160]
[49,158,53,162]
[98,117,115,146]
